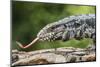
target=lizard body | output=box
[16,14,96,48]
[38,14,95,41]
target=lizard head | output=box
[37,23,65,41]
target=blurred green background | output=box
[12,1,95,51]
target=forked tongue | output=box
[16,37,39,49]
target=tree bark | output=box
[12,45,96,66]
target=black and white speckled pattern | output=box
[37,14,95,41]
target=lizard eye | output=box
[51,26,56,29]
[74,20,81,28]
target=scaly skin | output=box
[37,14,95,41]
[16,14,96,48]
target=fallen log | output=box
[12,45,96,66]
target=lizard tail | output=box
[16,37,39,49]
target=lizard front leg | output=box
[62,29,75,41]
[62,27,95,42]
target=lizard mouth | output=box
[16,37,39,49]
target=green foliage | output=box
[12,1,95,51]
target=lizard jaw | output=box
[16,37,39,49]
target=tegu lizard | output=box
[16,14,96,49]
